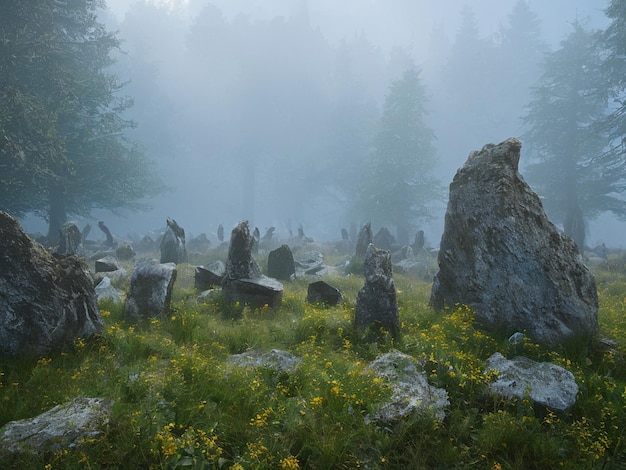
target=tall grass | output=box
[1,252,625,469]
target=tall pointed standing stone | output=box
[355,244,400,339]
[430,139,598,347]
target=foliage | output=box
[354,68,442,244]
[0,0,161,237]
[597,0,626,222]
[522,20,612,248]
[1,249,626,469]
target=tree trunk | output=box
[47,185,67,245]
[563,201,585,252]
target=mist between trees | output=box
[2,0,625,250]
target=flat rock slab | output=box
[365,350,449,422]
[222,275,283,309]
[0,397,113,455]
[228,349,302,374]
[485,352,578,411]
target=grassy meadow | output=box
[1,248,626,469]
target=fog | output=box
[27,0,618,248]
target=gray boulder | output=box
[95,255,121,273]
[267,244,296,280]
[94,276,122,303]
[365,350,449,422]
[228,349,302,374]
[0,397,113,455]
[0,211,103,357]
[222,221,283,309]
[306,280,343,306]
[125,262,177,320]
[485,352,578,411]
[194,260,225,290]
[354,244,400,338]
[430,139,598,347]
[295,250,325,275]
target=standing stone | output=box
[430,139,598,347]
[225,221,261,279]
[160,218,187,264]
[0,211,103,357]
[355,244,400,338]
[306,280,343,306]
[222,221,283,309]
[267,245,296,280]
[355,222,373,260]
[373,227,395,250]
[125,262,177,320]
[57,221,83,255]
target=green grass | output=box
[1,252,626,469]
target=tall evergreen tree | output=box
[354,68,441,244]
[522,21,610,249]
[601,0,626,178]
[0,0,160,240]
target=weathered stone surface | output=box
[295,251,324,275]
[354,244,400,338]
[430,138,598,346]
[306,280,343,306]
[222,221,283,308]
[194,260,225,290]
[94,276,122,303]
[228,349,302,374]
[485,352,578,411]
[95,255,121,273]
[125,262,177,319]
[0,211,103,357]
[225,221,261,280]
[0,397,113,455]
[223,277,283,309]
[57,221,83,255]
[160,218,187,264]
[267,244,296,280]
[365,350,449,422]
[355,222,373,259]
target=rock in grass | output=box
[222,221,283,309]
[125,261,177,319]
[365,350,449,422]
[228,349,302,374]
[0,397,113,455]
[0,210,103,357]
[485,352,578,411]
[354,244,400,338]
[306,280,343,306]
[430,138,598,347]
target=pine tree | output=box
[0,0,160,240]
[354,68,441,244]
[522,21,610,249]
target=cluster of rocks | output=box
[0,138,606,455]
